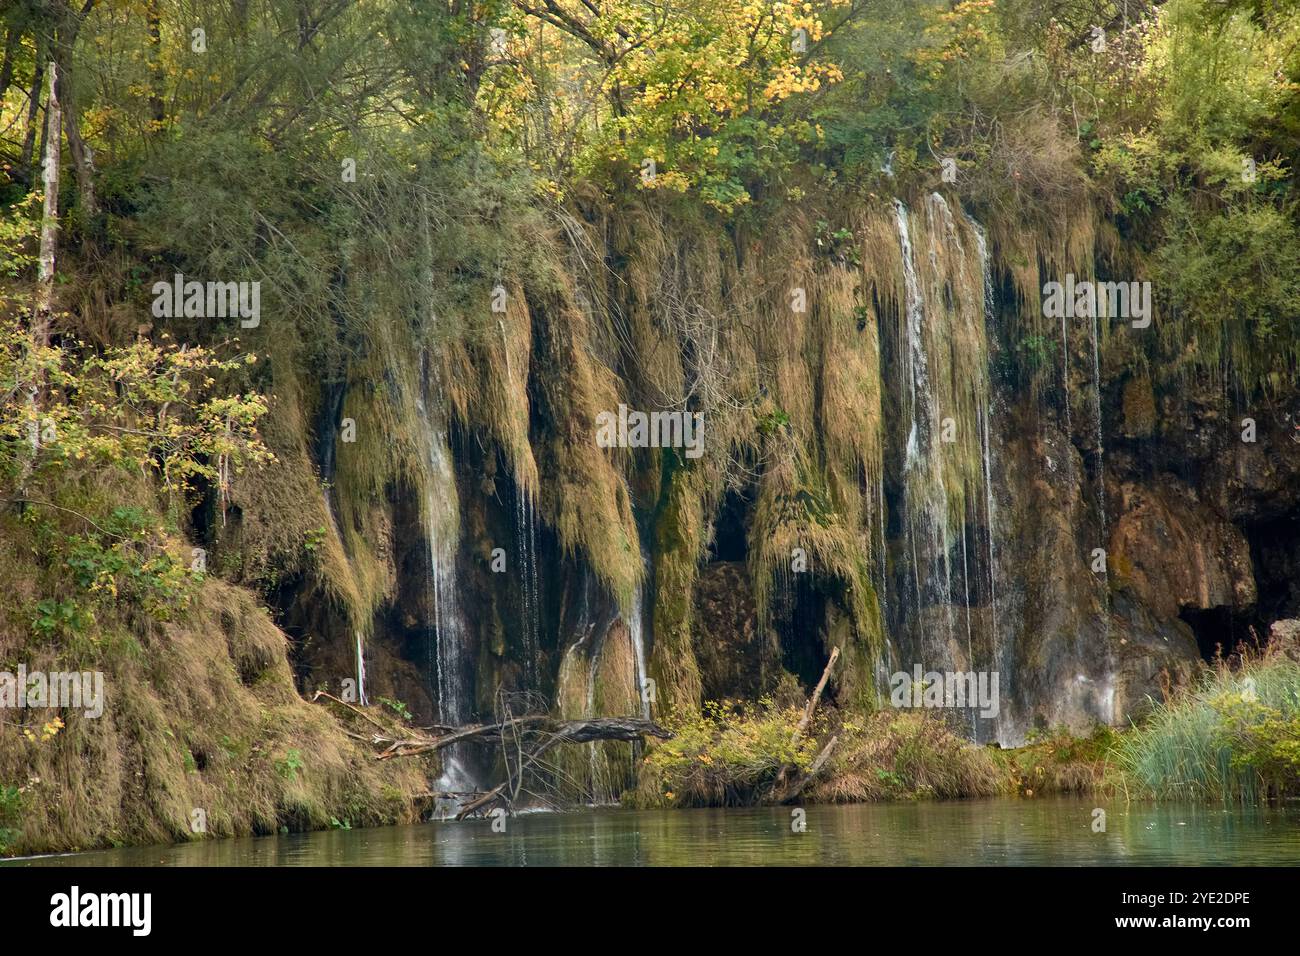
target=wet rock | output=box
[1269,618,1300,643]
[1108,478,1256,619]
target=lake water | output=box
[8,797,1300,866]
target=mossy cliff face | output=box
[8,185,1297,849]
[0,516,430,855]
[226,188,1300,783]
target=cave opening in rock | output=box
[1178,605,1261,663]
[708,487,751,562]
[1244,513,1300,627]
[775,577,832,691]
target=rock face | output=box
[259,196,1300,758]
[1108,480,1256,620]
[1270,619,1300,643]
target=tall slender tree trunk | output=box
[53,6,98,216]
[20,41,46,175]
[21,60,61,477]
[0,28,18,102]
[56,65,96,215]
[35,60,61,347]
[147,2,164,126]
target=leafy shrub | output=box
[633,699,818,807]
[0,784,23,855]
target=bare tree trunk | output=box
[58,72,96,215]
[53,2,98,215]
[35,60,60,346]
[20,60,61,479]
[770,647,839,798]
[20,42,46,175]
[793,646,840,742]
[0,28,18,102]
[147,3,164,126]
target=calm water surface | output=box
[8,797,1300,866]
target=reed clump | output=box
[1114,637,1300,802]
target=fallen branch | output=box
[793,646,840,743]
[774,734,840,804]
[311,690,393,735]
[771,647,840,798]
[449,717,671,819]
[370,715,669,761]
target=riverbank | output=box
[630,630,1300,810]
[7,629,1296,859]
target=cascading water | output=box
[969,216,1007,744]
[515,488,541,688]
[556,569,645,805]
[354,631,369,706]
[885,196,1011,743]
[1089,312,1109,541]
[629,584,650,720]
[1089,300,1116,725]
[892,199,956,666]
[420,392,475,795]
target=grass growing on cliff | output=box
[0,512,433,857]
[1115,639,1300,803]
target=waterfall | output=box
[1061,308,1072,437]
[876,473,888,633]
[892,199,955,663]
[883,197,1011,743]
[629,585,650,719]
[421,398,475,793]
[556,570,644,805]
[354,631,369,706]
[1089,312,1108,536]
[1089,297,1115,706]
[515,488,541,687]
[557,579,598,803]
[969,216,1005,743]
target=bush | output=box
[631,699,819,807]
[631,700,1007,807]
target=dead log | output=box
[454,733,565,820]
[448,717,671,820]
[773,734,839,804]
[770,647,840,799]
[372,715,670,760]
[793,646,839,743]
[312,692,671,817]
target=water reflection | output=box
[8,798,1300,866]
